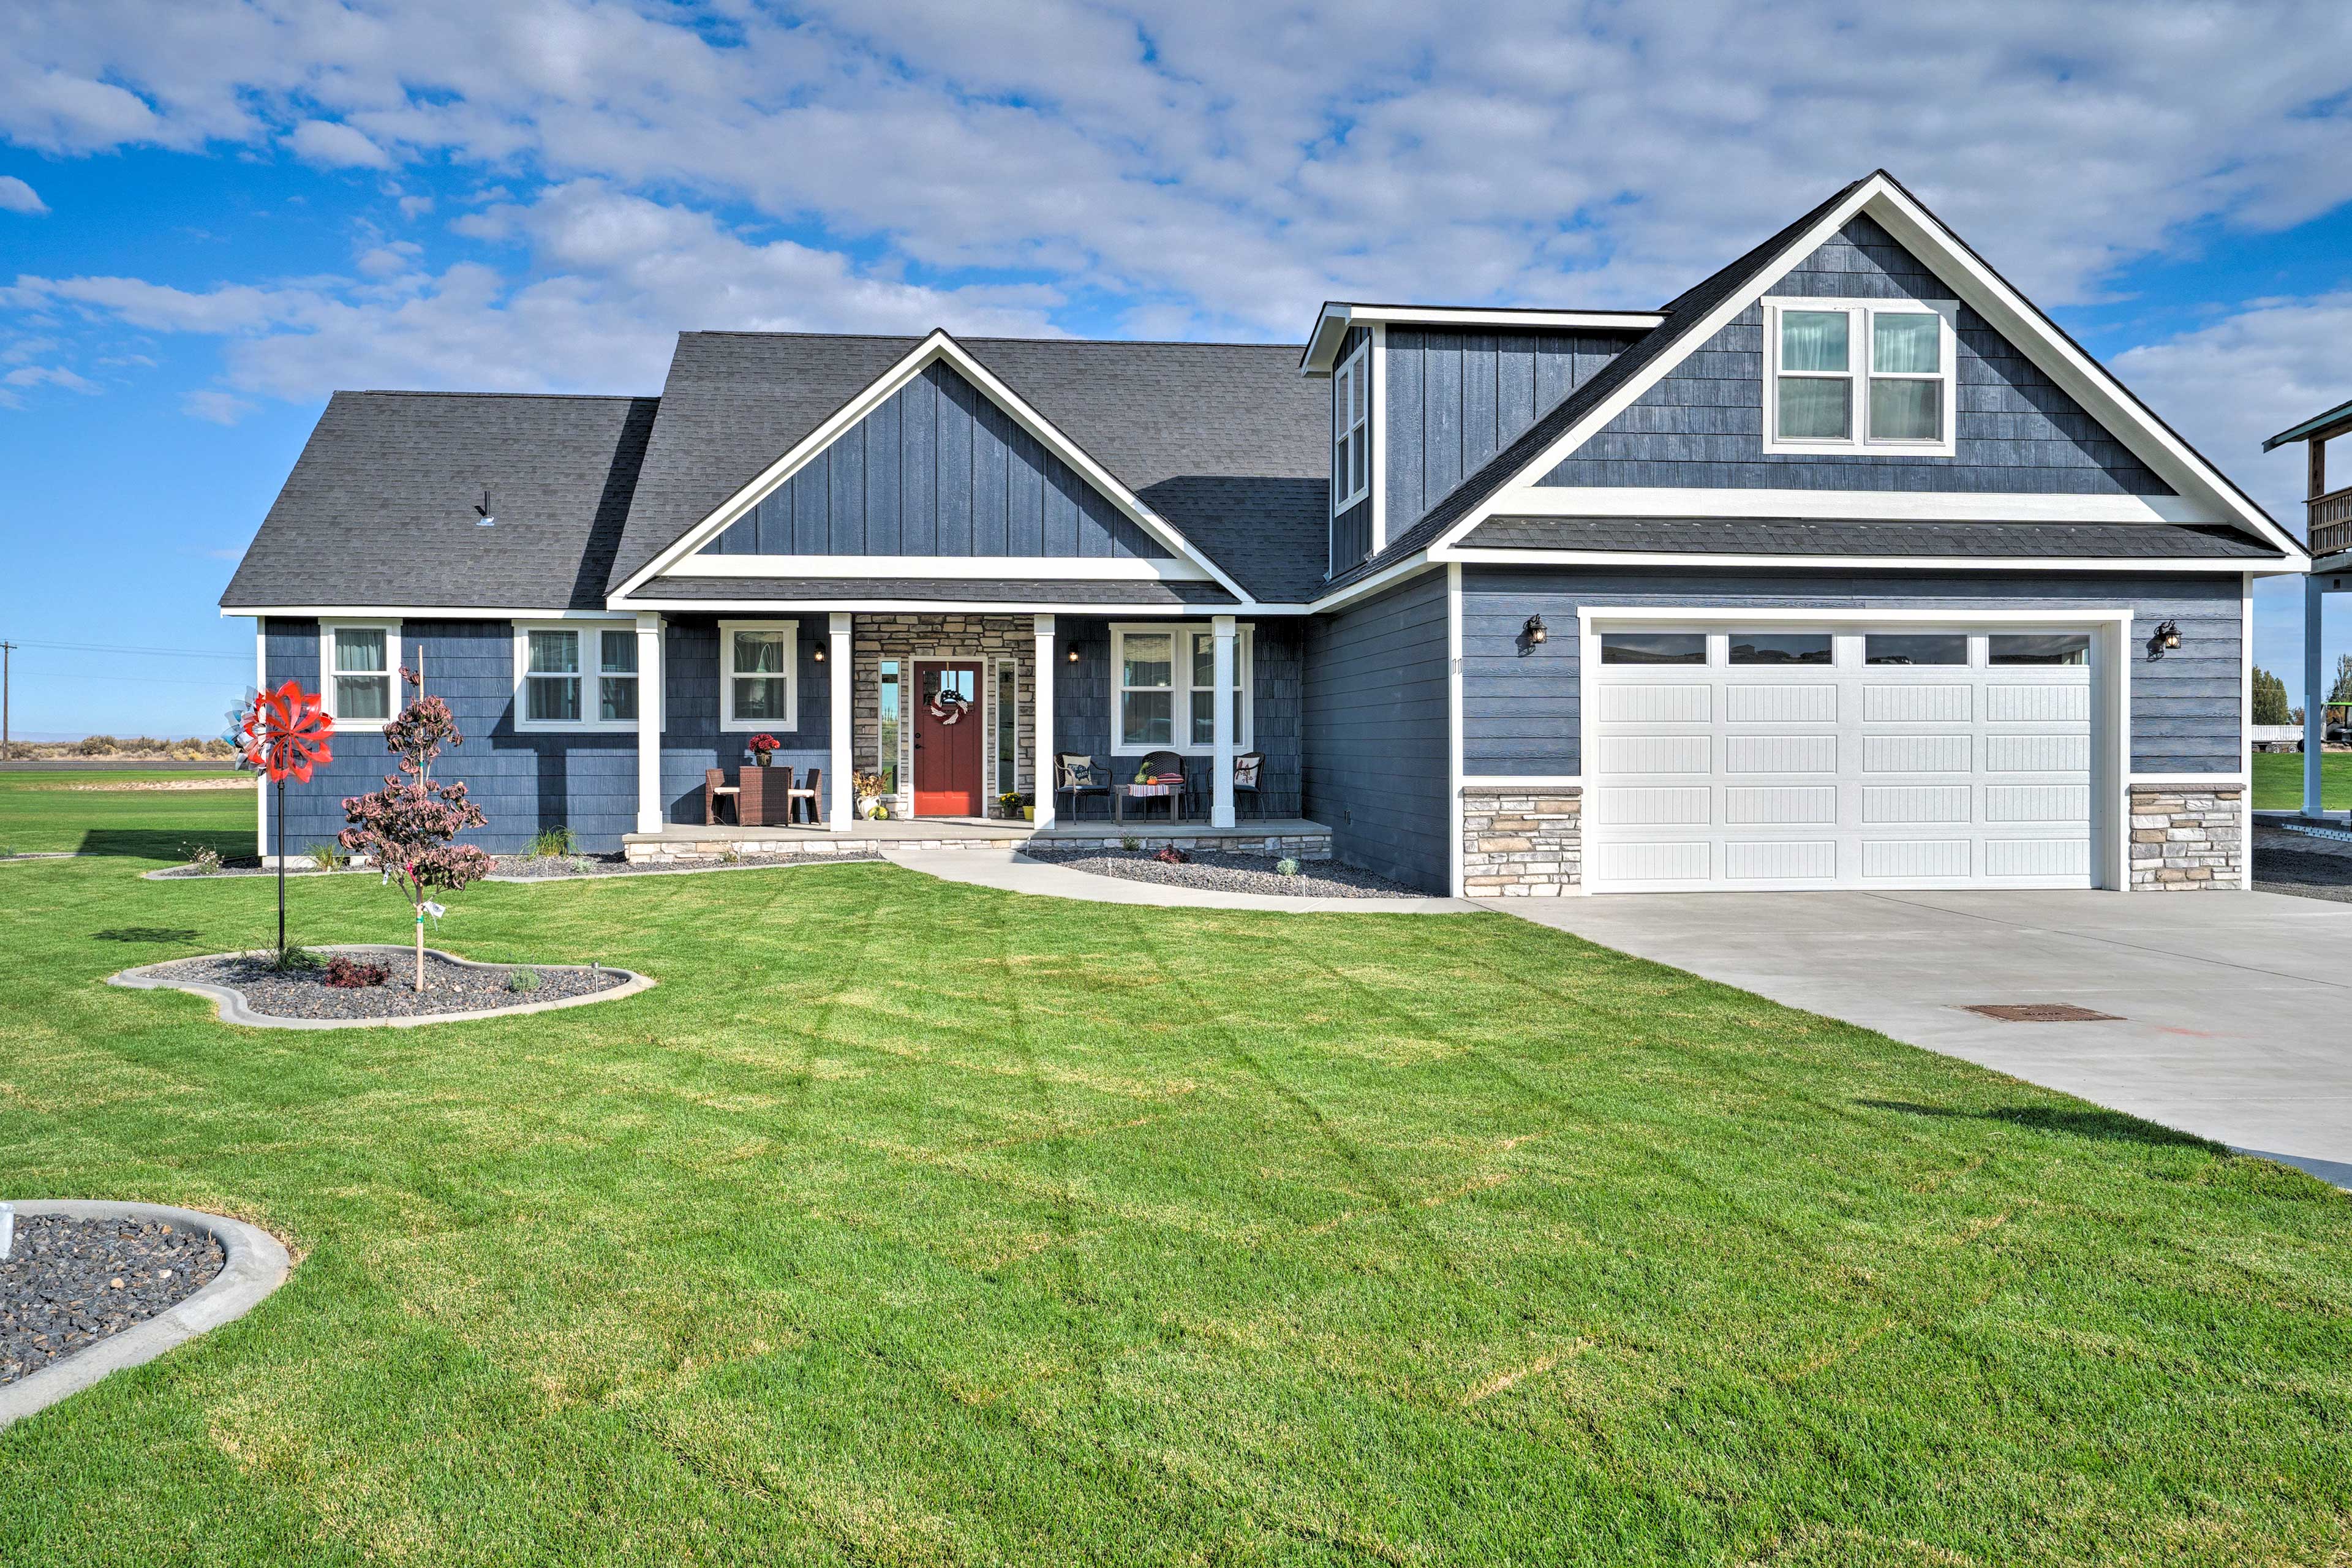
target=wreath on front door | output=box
[927,688,971,725]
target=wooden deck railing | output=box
[2312,486,2352,558]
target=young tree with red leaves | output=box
[339,669,492,990]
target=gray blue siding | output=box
[1302,573,1452,891]
[704,361,1172,559]
[1537,216,2173,496]
[1388,326,1638,530]
[1460,567,2241,777]
[655,614,831,825]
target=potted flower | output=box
[998,790,1035,823]
[853,771,888,818]
[747,733,780,767]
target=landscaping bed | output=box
[2,1215,224,1388]
[2253,823,2352,904]
[152,851,880,881]
[130,948,638,1022]
[1021,845,1419,897]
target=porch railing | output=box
[2313,486,2352,558]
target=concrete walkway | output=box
[1506,889,2352,1188]
[882,848,1474,913]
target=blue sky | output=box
[4,0,2352,737]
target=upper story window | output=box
[1332,341,1370,513]
[320,620,399,726]
[1762,297,1956,457]
[720,620,798,731]
[514,622,638,730]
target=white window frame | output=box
[992,655,1021,797]
[511,619,640,733]
[1762,296,1958,458]
[718,619,799,733]
[1332,340,1370,513]
[1109,622,1254,757]
[318,619,401,729]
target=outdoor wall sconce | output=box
[1525,614,1548,645]
[2156,619,2181,650]
[1068,644,1080,663]
[811,643,824,662]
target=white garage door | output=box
[1588,627,2098,892]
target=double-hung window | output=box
[514,622,638,729]
[719,620,797,731]
[1332,342,1369,512]
[321,621,399,725]
[1763,298,1956,455]
[1112,624,1251,755]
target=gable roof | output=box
[608,331,1330,604]
[1323,170,2306,598]
[221,391,657,612]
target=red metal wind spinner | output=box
[238,679,335,782]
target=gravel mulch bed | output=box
[145,950,631,1020]
[1020,847,1419,899]
[2,1215,224,1387]
[2253,827,2352,904]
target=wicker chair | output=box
[786,767,822,826]
[703,767,739,826]
[1055,753,1110,822]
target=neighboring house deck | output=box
[223,170,2305,895]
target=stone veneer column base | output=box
[2128,784,2244,890]
[1460,786,1581,897]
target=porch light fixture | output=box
[1525,615,1547,645]
[1067,644,1080,663]
[2156,619,2181,650]
[811,642,824,663]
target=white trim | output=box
[612,329,1256,605]
[1032,615,1057,830]
[1107,620,1254,756]
[317,618,401,729]
[1210,614,1237,827]
[2305,573,2328,816]
[1332,337,1370,514]
[620,597,1287,616]
[511,620,641,733]
[634,612,665,834]
[1464,488,2223,522]
[829,613,853,831]
[1761,296,1958,457]
[716,619,801,733]
[1438,547,2267,575]
[1420,174,2310,570]
[254,620,268,858]
[1463,774,1583,788]
[665,554,1208,581]
[1578,606,2131,628]
[1369,323,1389,552]
[1308,553,1442,614]
[1446,562,1466,899]
[2241,572,2256,888]
[228,606,631,621]
[1300,303,1663,373]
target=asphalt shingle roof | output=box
[221,391,657,611]
[635,576,1237,605]
[606,333,1332,605]
[1461,516,2283,559]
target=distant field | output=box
[0,766,251,858]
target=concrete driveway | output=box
[1505,889,2352,1188]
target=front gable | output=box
[1536,214,2173,499]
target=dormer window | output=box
[1762,298,1956,456]
[1332,340,1369,512]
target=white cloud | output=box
[0,175,47,214]
[181,388,255,424]
[4,362,99,393]
[287,118,392,170]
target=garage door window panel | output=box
[1728,633,1832,666]
[1990,634,2090,666]
[1600,632,1706,665]
[1866,633,1968,666]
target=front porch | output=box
[620,815,1335,865]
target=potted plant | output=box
[999,790,1035,822]
[747,733,780,767]
[853,771,888,818]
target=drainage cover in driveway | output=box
[1961,1003,2124,1023]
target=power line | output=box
[12,638,252,662]
[11,670,249,689]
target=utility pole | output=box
[1,640,13,762]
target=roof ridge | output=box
[352,389,652,402]
[679,328,1305,352]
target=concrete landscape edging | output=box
[0,1200,292,1430]
[107,945,655,1030]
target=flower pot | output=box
[754,753,772,767]
[859,796,881,819]
[1022,806,1035,821]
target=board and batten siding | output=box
[1052,617,1305,817]
[703,361,1172,560]
[1302,572,1453,891]
[1459,567,2242,778]
[1537,214,2173,496]
[1387,325,1640,532]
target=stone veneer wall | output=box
[2128,784,2245,890]
[1460,786,1581,897]
[851,614,1034,819]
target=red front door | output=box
[913,662,984,816]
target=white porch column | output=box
[2307,573,2327,818]
[634,612,665,834]
[1210,614,1237,827]
[829,612,853,831]
[1032,614,1057,829]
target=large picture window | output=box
[719,620,799,731]
[514,622,638,730]
[1111,623,1252,755]
[1332,341,1369,513]
[320,620,399,725]
[1763,297,1956,456]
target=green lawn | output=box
[2,774,2349,1566]
[0,766,252,859]
[2253,748,2352,812]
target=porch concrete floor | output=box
[623,816,1332,846]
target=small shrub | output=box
[184,843,224,875]
[527,826,574,858]
[305,842,346,872]
[507,968,541,994]
[718,847,741,865]
[269,944,323,974]
[76,734,119,756]
[322,955,390,989]
[1155,844,1188,865]
[1275,857,1301,876]
[1120,835,1142,852]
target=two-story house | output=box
[224,170,2305,895]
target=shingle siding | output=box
[1460,567,2241,778]
[657,616,830,826]
[704,361,1174,562]
[1303,572,1452,892]
[1537,215,2174,497]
